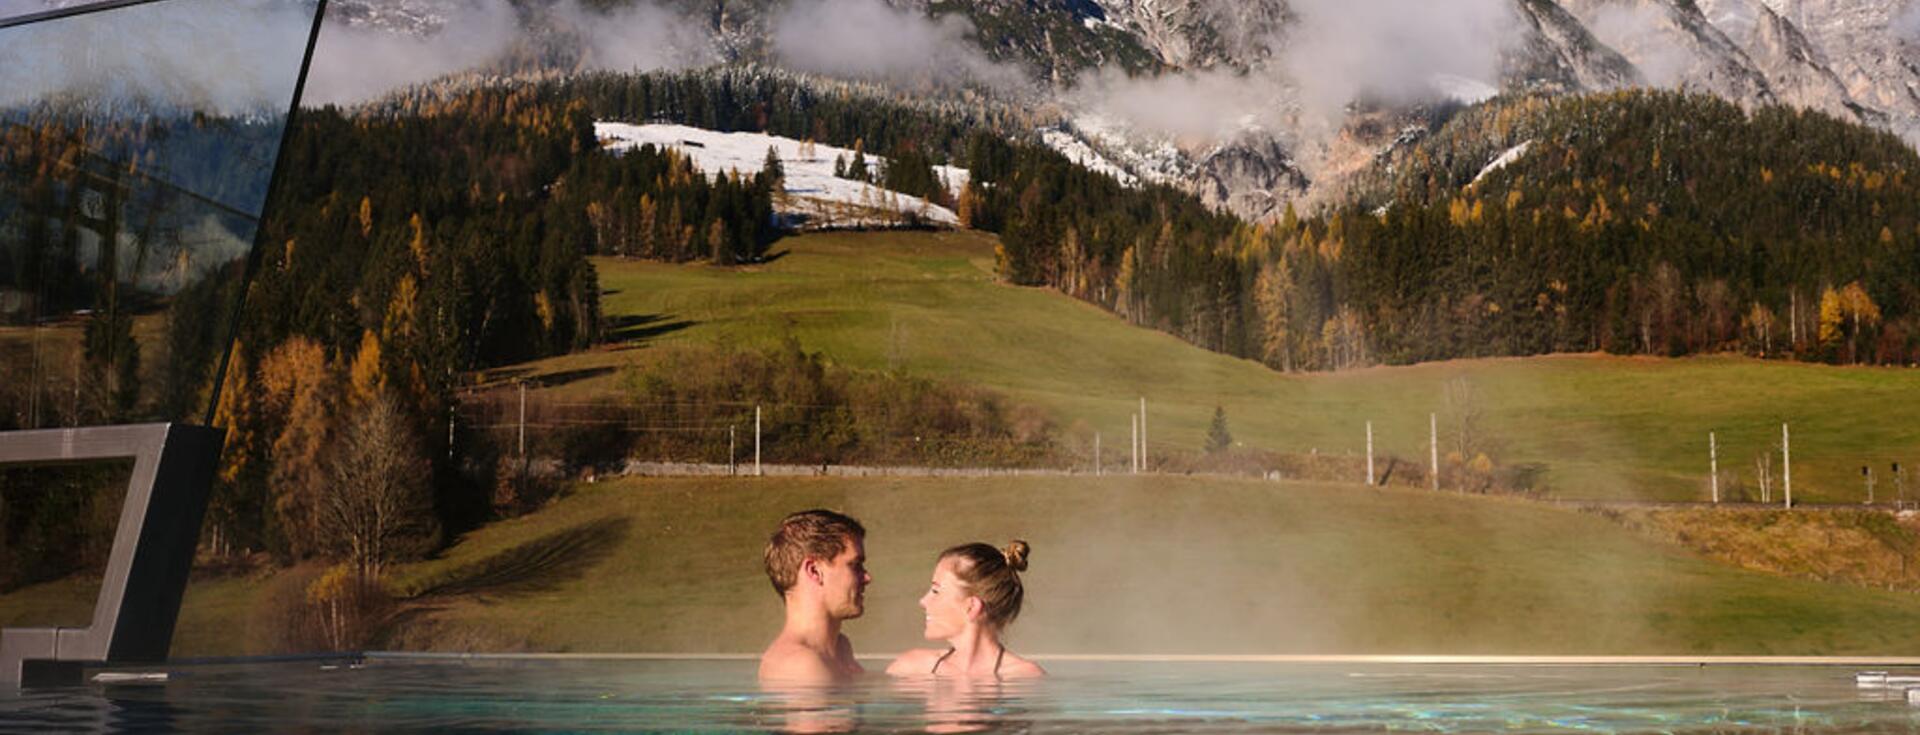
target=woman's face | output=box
[919,556,975,641]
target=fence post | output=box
[1710,431,1719,504]
[1429,412,1439,491]
[1782,422,1792,509]
[755,405,763,477]
[1366,421,1375,486]
[1139,397,1147,473]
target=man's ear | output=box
[802,557,823,586]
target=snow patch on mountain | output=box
[1472,140,1534,184]
[594,122,968,228]
[1040,127,1142,187]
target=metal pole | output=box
[730,425,736,476]
[1095,432,1101,476]
[1366,421,1375,486]
[518,381,527,457]
[1430,412,1439,492]
[1782,422,1792,509]
[1865,466,1875,504]
[755,406,762,477]
[1710,431,1718,503]
[1131,413,1139,474]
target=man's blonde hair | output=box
[764,509,865,597]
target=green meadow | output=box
[503,229,1920,503]
[10,229,1920,658]
[202,475,1920,656]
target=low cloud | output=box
[770,0,1030,91]
[1893,1,1920,41]
[1281,0,1519,125]
[1069,66,1295,142]
[1582,2,1693,88]
[560,1,717,74]
[306,1,718,107]
[305,0,521,107]
[0,0,315,114]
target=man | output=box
[759,509,871,682]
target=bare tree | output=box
[321,390,437,580]
[1442,376,1487,472]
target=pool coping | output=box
[357,652,1920,666]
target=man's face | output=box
[818,537,870,620]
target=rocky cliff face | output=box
[314,0,1920,223]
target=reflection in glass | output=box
[0,0,319,430]
[0,460,133,628]
[0,0,321,649]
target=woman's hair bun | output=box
[1001,540,1030,572]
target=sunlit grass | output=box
[500,229,1920,503]
[372,474,1920,656]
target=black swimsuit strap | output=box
[933,646,1008,676]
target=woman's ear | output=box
[966,596,984,621]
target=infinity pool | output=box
[5,657,1918,732]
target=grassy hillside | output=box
[265,475,1920,655]
[503,229,1920,503]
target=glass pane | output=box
[0,0,319,649]
[0,0,317,429]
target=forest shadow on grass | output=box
[606,313,695,345]
[412,517,631,599]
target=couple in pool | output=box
[758,509,1046,682]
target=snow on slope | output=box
[1472,140,1534,185]
[1039,127,1142,187]
[593,122,969,228]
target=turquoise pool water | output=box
[4,657,1918,732]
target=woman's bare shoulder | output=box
[885,648,945,676]
[998,652,1046,679]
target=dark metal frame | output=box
[1,0,330,687]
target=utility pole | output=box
[1782,422,1793,509]
[1430,412,1439,492]
[518,381,527,457]
[755,405,763,477]
[1139,397,1147,473]
[1365,421,1375,486]
[1710,431,1719,504]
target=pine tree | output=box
[1205,406,1232,453]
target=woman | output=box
[886,541,1045,679]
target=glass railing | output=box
[0,0,322,664]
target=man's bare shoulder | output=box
[760,639,837,683]
[884,648,945,676]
